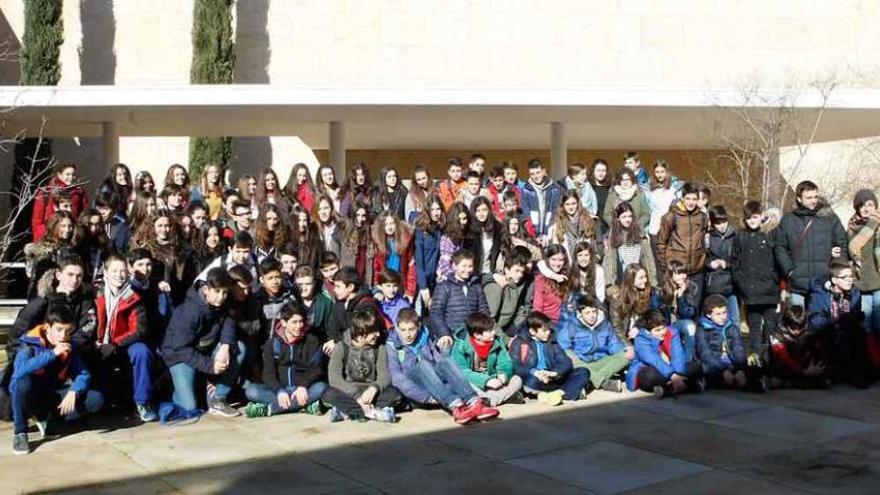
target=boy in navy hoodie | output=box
[10,307,104,455]
[509,312,591,405]
[808,261,871,387]
[375,269,411,330]
[557,295,633,393]
[386,309,499,425]
[244,302,326,417]
[627,310,703,398]
[696,295,767,392]
[162,268,242,417]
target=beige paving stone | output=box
[627,391,769,421]
[0,446,150,493]
[708,406,878,443]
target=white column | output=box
[329,121,346,178]
[551,122,567,179]
[102,121,120,167]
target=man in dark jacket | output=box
[429,249,489,350]
[774,180,847,307]
[705,205,739,327]
[161,268,241,417]
[732,201,781,364]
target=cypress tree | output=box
[189,0,235,180]
[20,0,63,85]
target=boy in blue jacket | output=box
[557,295,633,393]
[808,261,871,387]
[509,312,591,405]
[627,310,703,399]
[387,309,499,425]
[161,268,243,417]
[696,295,767,392]
[429,249,489,351]
[10,307,104,455]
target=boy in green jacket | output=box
[451,312,524,406]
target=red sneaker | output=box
[473,401,500,421]
[452,404,478,425]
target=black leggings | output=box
[323,386,403,418]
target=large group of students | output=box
[5,152,880,455]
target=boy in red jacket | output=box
[94,254,157,422]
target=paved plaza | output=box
[2,384,880,494]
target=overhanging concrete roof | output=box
[2,85,880,149]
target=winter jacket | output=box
[372,234,418,297]
[602,186,650,232]
[848,216,880,293]
[508,329,573,382]
[385,326,444,403]
[327,292,380,343]
[13,325,90,394]
[705,226,736,296]
[262,329,324,391]
[649,285,699,323]
[371,186,408,220]
[379,295,411,330]
[522,178,564,237]
[774,204,848,295]
[161,287,237,374]
[9,288,98,356]
[437,178,466,211]
[532,274,565,323]
[556,310,625,363]
[603,236,658,288]
[256,288,293,340]
[487,182,522,216]
[695,315,746,375]
[450,326,515,389]
[107,214,131,253]
[807,278,862,332]
[562,176,598,216]
[626,325,686,391]
[328,331,391,396]
[414,227,442,292]
[731,227,780,306]
[31,176,88,242]
[483,278,529,336]
[429,275,489,339]
[656,201,708,274]
[464,226,502,276]
[96,284,148,348]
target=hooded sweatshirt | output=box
[328,330,391,397]
[556,309,625,363]
[261,322,324,391]
[13,324,90,394]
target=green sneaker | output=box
[301,401,324,416]
[245,402,271,418]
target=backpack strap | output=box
[792,218,816,261]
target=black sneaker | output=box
[601,378,625,393]
[506,391,526,404]
[652,385,666,400]
[208,397,240,418]
[13,433,29,455]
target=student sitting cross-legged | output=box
[10,307,104,455]
[768,304,832,390]
[696,294,768,393]
[244,302,327,418]
[557,294,633,394]
[387,309,500,425]
[451,312,524,407]
[509,312,591,405]
[627,310,704,399]
[324,308,402,423]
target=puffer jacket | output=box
[556,309,625,363]
[626,325,686,391]
[429,275,489,339]
[96,283,148,347]
[656,201,708,274]
[773,202,848,295]
[695,315,746,375]
[13,324,91,393]
[732,226,780,306]
[386,326,444,403]
[705,226,736,296]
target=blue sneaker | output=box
[137,404,158,422]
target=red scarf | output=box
[469,335,494,360]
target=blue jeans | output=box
[169,341,245,411]
[524,368,591,400]
[406,356,477,409]
[726,294,741,329]
[674,319,697,362]
[245,381,327,414]
[862,290,880,334]
[11,375,104,434]
[126,342,154,405]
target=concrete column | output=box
[329,121,346,178]
[550,122,567,179]
[102,121,120,167]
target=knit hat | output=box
[853,189,878,212]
